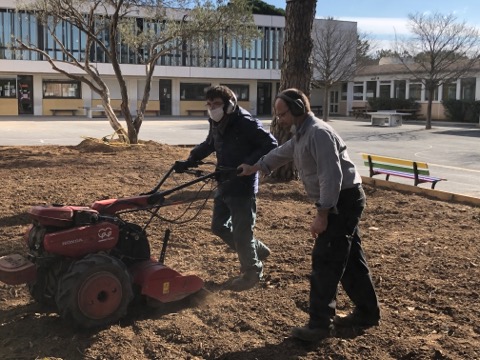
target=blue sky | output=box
[263,0,480,51]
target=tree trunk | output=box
[426,88,433,130]
[108,12,137,145]
[101,97,129,143]
[133,59,157,142]
[125,115,139,144]
[323,85,330,122]
[270,0,317,181]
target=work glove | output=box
[214,166,240,182]
[173,159,197,173]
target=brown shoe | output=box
[257,244,271,261]
[291,325,332,342]
[228,270,262,292]
[333,311,380,328]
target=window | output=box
[180,83,211,100]
[424,86,439,101]
[341,83,347,101]
[353,82,364,100]
[394,80,406,99]
[221,84,249,101]
[379,81,391,98]
[461,78,476,101]
[409,82,422,101]
[43,80,81,98]
[442,82,457,100]
[366,81,376,99]
[0,78,17,98]
[160,26,282,70]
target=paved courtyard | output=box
[1,116,479,197]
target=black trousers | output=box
[308,185,380,329]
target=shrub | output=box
[442,99,480,123]
[368,97,420,111]
[467,101,480,123]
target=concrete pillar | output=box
[33,76,43,116]
[171,79,181,116]
[128,79,137,114]
[250,82,257,115]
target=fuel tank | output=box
[43,222,119,258]
[29,205,98,228]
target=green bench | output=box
[362,153,447,189]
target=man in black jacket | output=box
[177,85,277,291]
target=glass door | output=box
[159,79,172,115]
[18,75,34,115]
[329,90,339,114]
[256,82,272,116]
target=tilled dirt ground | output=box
[0,140,479,360]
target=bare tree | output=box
[270,0,316,180]
[396,12,480,129]
[16,0,260,143]
[311,18,363,121]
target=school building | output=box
[352,57,480,120]
[0,0,478,120]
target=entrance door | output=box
[329,90,339,114]
[256,82,272,116]
[18,75,34,115]
[159,79,172,115]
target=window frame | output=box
[0,78,17,98]
[394,80,406,99]
[409,82,422,101]
[460,77,476,101]
[424,86,439,101]
[366,81,376,99]
[379,80,391,98]
[42,80,82,99]
[180,82,211,101]
[341,83,348,101]
[353,82,364,101]
[442,82,457,101]
[220,83,249,101]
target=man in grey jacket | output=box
[238,88,380,341]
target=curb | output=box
[362,176,480,207]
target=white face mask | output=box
[208,106,225,122]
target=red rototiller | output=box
[0,161,234,328]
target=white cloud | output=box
[371,39,396,52]
[338,17,409,37]
[331,17,410,51]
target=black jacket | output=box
[189,106,278,196]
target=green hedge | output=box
[367,98,420,111]
[442,99,480,123]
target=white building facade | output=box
[0,0,289,117]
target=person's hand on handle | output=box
[173,159,197,173]
[237,163,260,176]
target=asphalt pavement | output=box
[1,115,479,198]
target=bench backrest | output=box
[362,153,430,176]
